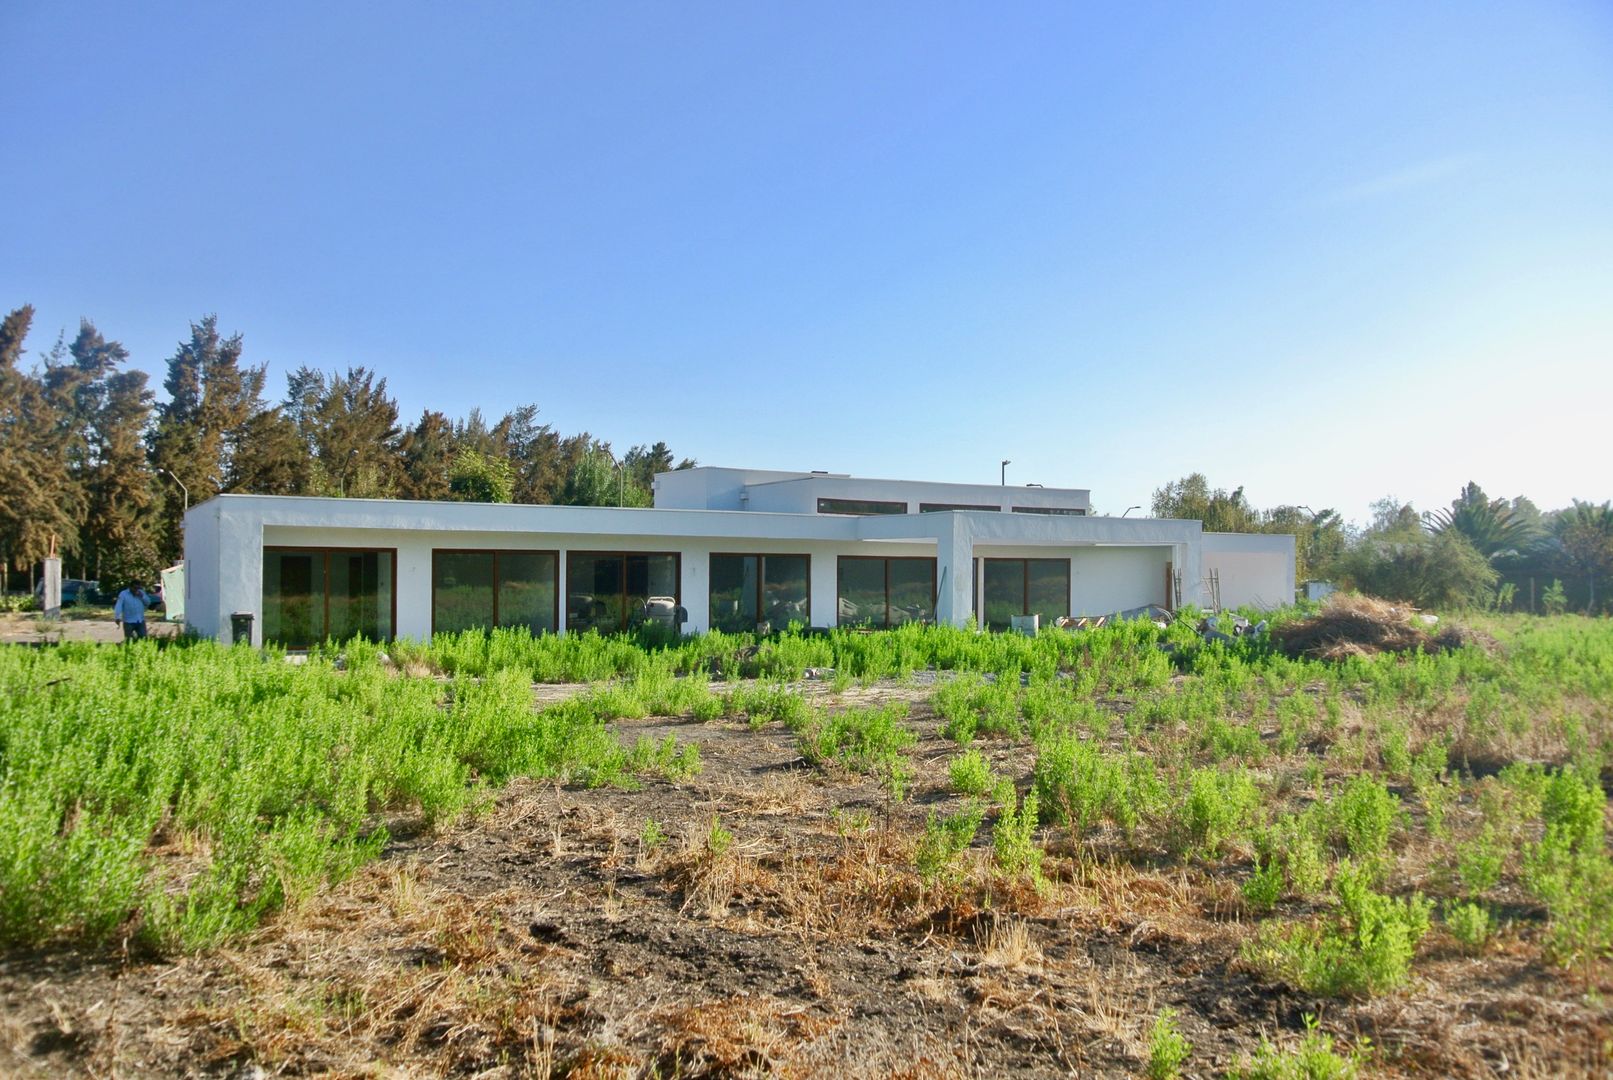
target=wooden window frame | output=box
[981,557,1072,628]
[430,549,560,635]
[708,553,812,632]
[836,555,937,628]
[262,545,398,646]
[564,550,683,633]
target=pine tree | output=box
[84,369,160,584]
[282,366,402,497]
[0,306,80,591]
[149,316,266,560]
[398,410,457,500]
[228,407,307,494]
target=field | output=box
[1,610,1611,1077]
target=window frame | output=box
[430,548,559,635]
[836,555,937,628]
[918,502,1000,513]
[816,497,908,516]
[1010,506,1086,516]
[564,550,683,634]
[262,545,398,646]
[708,553,812,633]
[979,556,1071,630]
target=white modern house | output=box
[180,466,1294,647]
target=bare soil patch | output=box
[0,610,182,646]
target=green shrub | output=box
[1229,1014,1368,1080]
[1175,767,1262,857]
[948,749,995,797]
[915,803,984,885]
[992,791,1043,886]
[1145,1007,1191,1079]
[797,703,916,786]
[1327,775,1399,862]
[1523,828,1613,970]
[1246,861,1430,997]
[1256,812,1330,899]
[1455,826,1506,896]
[1243,858,1284,911]
[933,674,1020,743]
[1032,735,1163,839]
[1444,900,1492,952]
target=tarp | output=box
[160,563,185,622]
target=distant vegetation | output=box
[0,306,694,592]
[1153,473,1613,614]
[3,300,1607,617]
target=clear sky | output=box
[4,1,1611,523]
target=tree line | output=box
[0,308,692,593]
[5,302,1607,614]
[1152,474,1613,614]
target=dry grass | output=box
[1274,593,1488,660]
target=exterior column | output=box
[1176,541,1205,609]
[393,536,434,641]
[934,518,974,629]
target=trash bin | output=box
[230,611,255,645]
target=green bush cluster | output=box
[796,703,916,799]
[0,641,702,951]
[1246,861,1431,997]
[915,802,984,885]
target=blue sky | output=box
[4,1,1610,523]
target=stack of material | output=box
[1273,593,1488,661]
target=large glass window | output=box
[919,502,999,513]
[263,548,394,647]
[566,552,680,634]
[817,498,907,516]
[432,550,557,635]
[837,556,935,628]
[980,557,1070,630]
[1011,506,1086,516]
[710,554,810,633]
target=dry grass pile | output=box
[1273,594,1489,661]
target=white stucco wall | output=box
[1201,532,1296,610]
[741,475,1091,516]
[1069,547,1172,616]
[655,466,1090,516]
[183,494,1217,643]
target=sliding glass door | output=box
[263,547,394,647]
[980,557,1070,631]
[432,550,558,634]
[566,552,680,634]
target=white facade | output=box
[654,466,1091,516]
[181,467,1293,646]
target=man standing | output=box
[113,582,149,643]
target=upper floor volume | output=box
[652,467,1091,518]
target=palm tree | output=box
[1553,500,1613,613]
[1425,482,1539,560]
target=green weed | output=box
[1145,1007,1192,1079]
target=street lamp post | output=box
[1121,505,1141,518]
[1000,459,1011,486]
[160,469,189,513]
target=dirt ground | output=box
[1,683,1609,1078]
[0,610,183,646]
